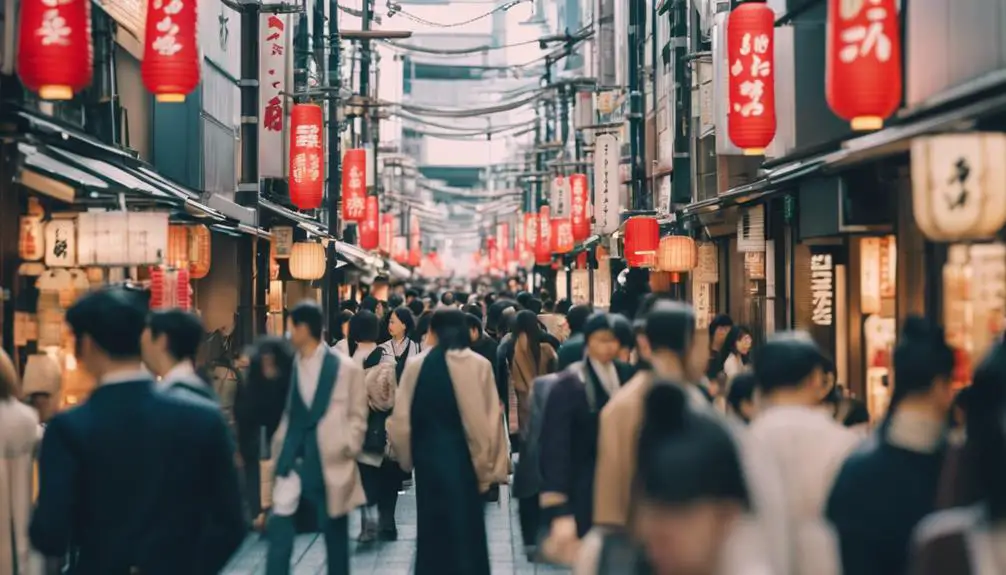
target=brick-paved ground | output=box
[222,485,571,575]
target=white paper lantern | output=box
[912,133,1006,241]
[77,212,169,266]
[655,236,697,273]
[289,242,326,280]
[44,219,77,267]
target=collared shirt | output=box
[297,342,328,405]
[587,357,620,397]
[158,360,196,390]
[101,368,151,386]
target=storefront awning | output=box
[259,198,331,238]
[386,260,413,282]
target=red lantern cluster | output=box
[624,216,660,268]
[535,207,552,265]
[142,0,200,102]
[551,218,574,254]
[825,0,901,131]
[359,195,379,251]
[288,104,324,210]
[726,1,776,155]
[569,173,590,241]
[17,0,93,100]
[342,148,367,222]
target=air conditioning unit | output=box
[737,204,766,252]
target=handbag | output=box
[363,409,390,454]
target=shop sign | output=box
[726,1,777,154]
[258,13,290,178]
[342,148,367,222]
[810,253,834,326]
[20,216,45,261]
[44,219,76,268]
[550,176,571,218]
[911,133,1006,242]
[593,133,621,235]
[694,242,719,283]
[77,212,168,266]
[880,235,896,298]
[272,226,294,258]
[860,237,882,315]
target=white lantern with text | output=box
[289,242,326,280]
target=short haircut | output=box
[543,299,555,313]
[441,292,455,305]
[566,304,594,335]
[388,294,404,310]
[708,314,734,340]
[527,299,543,315]
[407,298,425,317]
[405,289,418,299]
[645,301,697,354]
[727,372,758,414]
[66,287,147,360]
[289,301,324,341]
[463,304,483,320]
[360,296,379,313]
[340,300,358,312]
[465,313,483,334]
[348,310,380,343]
[147,309,205,362]
[753,332,828,394]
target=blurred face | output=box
[586,330,620,364]
[713,325,731,350]
[470,327,480,343]
[804,366,830,402]
[286,318,313,349]
[636,500,742,575]
[140,328,170,376]
[735,332,753,355]
[235,354,251,371]
[340,320,351,339]
[389,313,406,339]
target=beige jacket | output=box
[0,399,39,575]
[267,348,369,518]
[388,349,509,493]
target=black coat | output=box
[30,378,246,575]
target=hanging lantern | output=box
[624,216,660,268]
[176,267,191,310]
[408,247,421,267]
[359,195,380,251]
[342,148,367,222]
[166,225,189,268]
[393,236,408,263]
[288,104,325,210]
[569,173,591,241]
[19,216,45,261]
[149,266,165,309]
[656,236,698,281]
[188,224,211,279]
[17,0,93,100]
[141,0,199,102]
[825,0,901,131]
[727,1,777,155]
[379,213,394,254]
[535,206,552,265]
[551,218,574,254]
[289,242,326,280]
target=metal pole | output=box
[324,0,342,329]
[670,0,692,205]
[238,0,260,343]
[359,0,372,144]
[627,0,647,210]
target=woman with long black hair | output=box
[715,326,753,381]
[827,317,956,575]
[387,309,509,575]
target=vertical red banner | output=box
[359,196,379,250]
[569,173,590,241]
[341,148,367,222]
[379,214,393,254]
[288,104,325,210]
[536,206,552,265]
[551,218,574,254]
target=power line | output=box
[377,37,540,56]
[385,0,530,28]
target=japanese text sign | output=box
[342,148,367,222]
[259,13,289,178]
[593,134,621,235]
[726,2,776,154]
[288,104,324,210]
[569,173,590,241]
[550,176,571,218]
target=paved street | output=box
[223,485,571,575]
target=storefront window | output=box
[943,242,1006,388]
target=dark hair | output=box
[147,309,205,362]
[390,307,416,339]
[360,296,379,314]
[566,304,594,335]
[556,299,572,315]
[513,310,544,365]
[727,372,758,421]
[715,325,753,370]
[66,287,147,360]
[407,298,425,317]
[964,342,1006,519]
[465,313,484,335]
[431,308,469,350]
[334,310,354,342]
[441,292,455,305]
[644,301,696,354]
[405,289,418,299]
[463,304,483,320]
[635,293,671,320]
[526,299,543,315]
[486,299,517,335]
[516,291,532,308]
[637,385,750,508]
[708,314,734,341]
[543,299,555,313]
[340,300,359,313]
[890,317,954,411]
[289,301,324,341]
[388,294,404,310]
[753,332,828,394]
[248,336,294,385]
[348,310,380,355]
[413,311,433,343]
[612,315,635,350]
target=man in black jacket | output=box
[31,289,245,575]
[142,309,217,404]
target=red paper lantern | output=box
[379,213,394,254]
[825,0,901,131]
[149,266,166,309]
[624,216,660,268]
[17,0,93,100]
[535,206,552,265]
[551,218,574,254]
[141,0,200,102]
[359,195,379,251]
[525,212,539,260]
[342,148,367,222]
[288,104,325,210]
[727,2,776,155]
[569,173,590,241]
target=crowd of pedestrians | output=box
[1,282,1005,575]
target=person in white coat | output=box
[0,349,41,575]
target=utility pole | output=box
[627,0,648,210]
[323,0,342,328]
[670,0,691,205]
[238,0,261,339]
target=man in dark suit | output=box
[142,309,217,404]
[30,288,246,575]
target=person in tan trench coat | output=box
[0,349,40,575]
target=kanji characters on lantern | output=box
[17,0,93,100]
[551,219,574,254]
[727,1,776,155]
[288,104,324,210]
[826,0,901,131]
[569,173,590,241]
[342,148,367,222]
[379,213,394,254]
[536,206,552,265]
[142,0,200,102]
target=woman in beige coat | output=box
[387,308,509,575]
[0,349,40,575]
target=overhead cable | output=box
[377,37,540,56]
[397,90,544,117]
[385,0,530,29]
